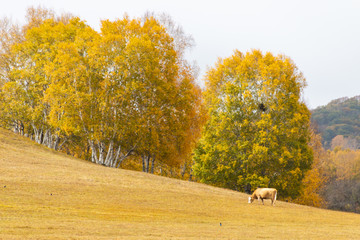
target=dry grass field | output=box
[0,127,360,239]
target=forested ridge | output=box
[311,95,360,150]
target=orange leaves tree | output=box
[192,50,313,198]
[47,15,203,170]
[294,129,326,207]
[0,7,204,171]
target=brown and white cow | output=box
[248,188,277,206]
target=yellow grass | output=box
[0,127,359,239]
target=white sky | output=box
[1,0,360,109]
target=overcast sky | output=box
[2,0,360,109]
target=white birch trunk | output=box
[88,139,135,168]
[104,141,114,167]
[43,129,51,148]
[52,134,61,150]
[112,146,122,168]
[32,124,43,144]
[150,156,155,174]
[89,140,98,163]
[98,141,105,165]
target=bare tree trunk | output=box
[98,141,105,165]
[57,137,67,151]
[89,140,135,168]
[140,155,156,173]
[115,145,135,168]
[188,168,193,181]
[89,140,98,163]
[104,141,114,167]
[32,124,43,144]
[12,120,19,134]
[142,155,151,173]
[52,134,61,150]
[19,121,24,135]
[150,156,155,174]
[43,129,51,148]
[142,155,146,172]
[11,120,25,136]
[113,145,122,168]
[145,156,150,173]
[181,163,186,178]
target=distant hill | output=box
[1,127,360,239]
[311,95,360,149]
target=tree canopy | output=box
[0,7,205,172]
[192,50,313,198]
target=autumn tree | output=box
[0,17,24,131]
[126,15,204,172]
[319,147,360,213]
[295,128,326,207]
[0,7,72,148]
[325,148,360,181]
[330,135,359,150]
[193,50,313,198]
[0,7,205,172]
[43,14,204,169]
[323,179,360,213]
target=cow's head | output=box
[248,196,254,203]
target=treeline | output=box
[0,7,314,200]
[302,95,360,213]
[2,7,359,211]
[296,130,360,213]
[311,95,360,149]
[324,148,360,213]
[0,7,205,173]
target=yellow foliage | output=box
[0,7,205,171]
[295,129,327,207]
[193,49,313,198]
[326,148,360,180]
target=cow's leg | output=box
[273,192,277,206]
[261,198,264,205]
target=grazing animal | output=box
[248,188,277,206]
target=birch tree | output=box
[0,7,72,149]
[45,15,204,169]
[1,8,205,171]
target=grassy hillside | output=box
[1,128,360,239]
